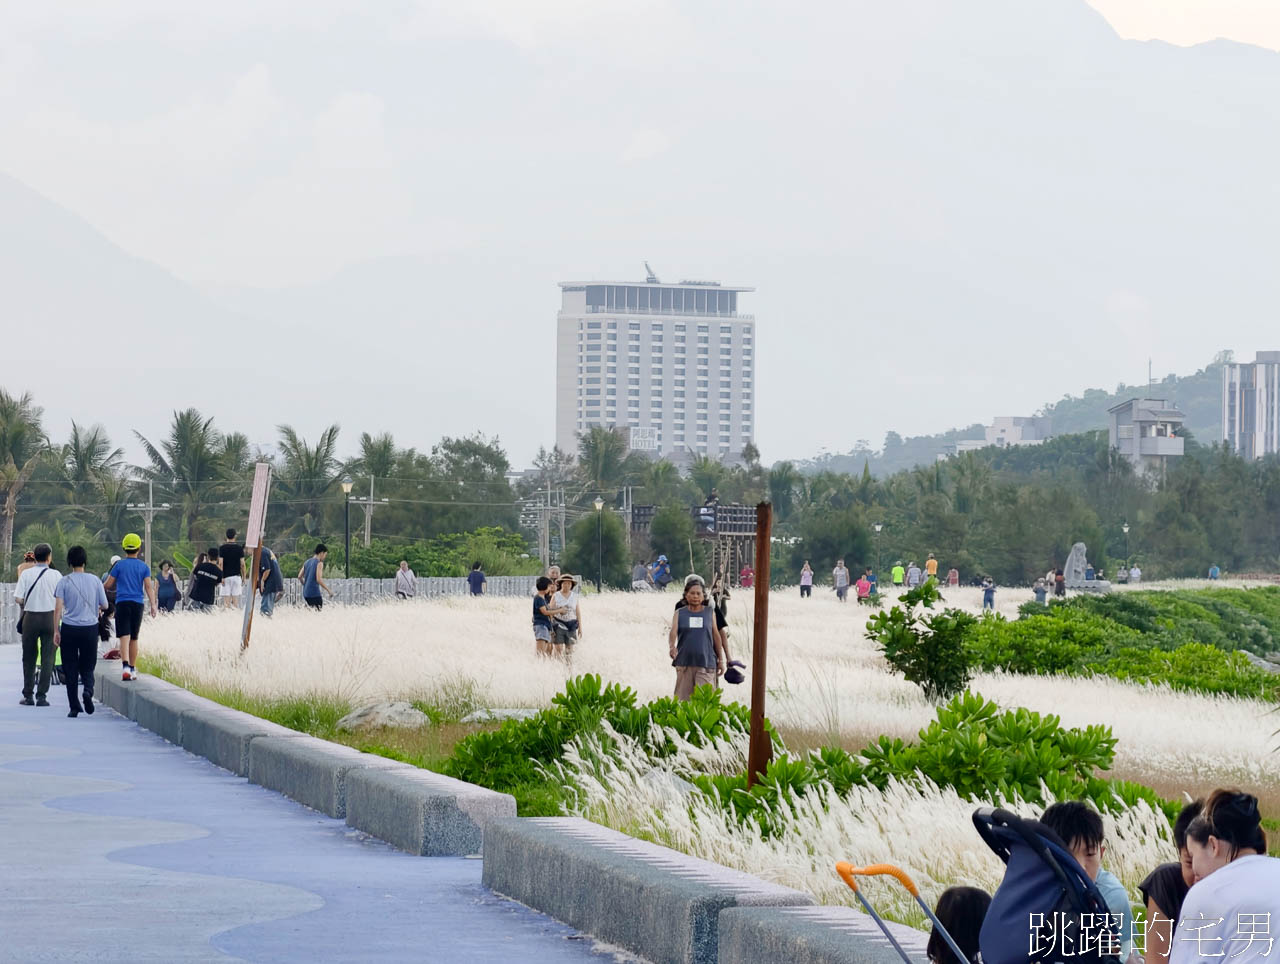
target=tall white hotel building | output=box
[555,276,755,463]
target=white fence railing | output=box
[0,576,539,645]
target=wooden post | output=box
[746,501,773,787]
[240,463,272,651]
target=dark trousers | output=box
[800,584,812,598]
[21,611,57,700]
[60,623,99,711]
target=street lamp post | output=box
[874,522,883,577]
[593,496,605,593]
[1122,522,1130,570]
[341,476,354,579]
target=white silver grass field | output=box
[144,582,1278,922]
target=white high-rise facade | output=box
[1223,351,1280,459]
[556,278,755,463]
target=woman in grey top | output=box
[668,575,725,702]
[52,545,108,718]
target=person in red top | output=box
[739,565,754,589]
[854,572,872,600]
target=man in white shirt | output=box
[395,560,416,599]
[1129,564,1142,584]
[16,543,62,706]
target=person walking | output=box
[16,549,36,580]
[906,560,923,588]
[1054,568,1066,597]
[799,561,814,598]
[855,570,872,601]
[668,574,726,702]
[739,564,754,589]
[155,561,180,613]
[189,550,223,611]
[1129,563,1142,584]
[219,529,246,610]
[299,544,333,610]
[981,576,996,611]
[104,534,157,681]
[466,561,486,596]
[891,561,905,589]
[946,567,960,587]
[258,547,284,615]
[16,543,61,706]
[395,560,417,599]
[52,545,108,717]
[550,573,582,657]
[925,553,939,583]
[832,559,850,602]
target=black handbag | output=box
[15,567,50,634]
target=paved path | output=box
[0,646,629,963]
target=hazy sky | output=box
[3,1,1278,467]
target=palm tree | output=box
[642,459,683,505]
[60,422,124,483]
[55,422,130,539]
[272,424,341,542]
[352,432,402,481]
[768,461,801,522]
[0,390,48,575]
[134,409,224,544]
[688,454,728,500]
[577,426,643,497]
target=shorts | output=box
[115,601,144,639]
[221,575,244,597]
[305,595,323,610]
[534,624,552,642]
[836,585,848,599]
[188,599,213,613]
[674,665,717,701]
[552,623,577,647]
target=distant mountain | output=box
[799,357,1227,476]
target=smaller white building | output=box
[1108,398,1184,477]
[954,416,1052,453]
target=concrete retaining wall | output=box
[482,816,815,964]
[96,670,515,854]
[717,905,931,964]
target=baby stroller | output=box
[972,808,1122,964]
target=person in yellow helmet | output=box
[103,533,157,681]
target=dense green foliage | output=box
[967,588,1280,700]
[866,582,975,701]
[276,527,541,580]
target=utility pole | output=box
[350,477,387,548]
[127,480,170,572]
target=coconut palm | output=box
[577,426,644,498]
[134,408,225,544]
[0,390,49,575]
[272,424,341,542]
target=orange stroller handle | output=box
[837,863,921,898]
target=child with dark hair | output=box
[926,886,990,964]
[532,576,556,656]
[1040,801,1133,959]
[1171,789,1280,964]
[1138,799,1202,963]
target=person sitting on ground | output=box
[631,560,654,591]
[668,574,726,701]
[550,574,582,656]
[1170,789,1280,964]
[1139,798,1203,963]
[1040,801,1133,959]
[926,885,991,964]
[650,556,672,591]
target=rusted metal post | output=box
[746,501,773,787]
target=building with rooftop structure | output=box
[555,270,755,463]
[1108,397,1184,478]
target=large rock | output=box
[336,700,431,731]
[1243,651,1280,675]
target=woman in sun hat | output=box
[550,573,582,656]
[668,574,726,701]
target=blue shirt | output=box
[467,570,486,594]
[302,557,323,599]
[260,550,284,594]
[532,593,552,627]
[55,572,108,626]
[1095,869,1134,958]
[109,556,151,604]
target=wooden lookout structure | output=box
[693,503,758,586]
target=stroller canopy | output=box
[972,807,1120,964]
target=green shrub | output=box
[866,581,975,701]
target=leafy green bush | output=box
[866,582,975,701]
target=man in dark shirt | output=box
[190,549,223,611]
[467,561,486,596]
[219,528,246,610]
[258,547,284,616]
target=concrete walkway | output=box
[0,646,630,963]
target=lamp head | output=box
[341,476,354,495]
[1122,523,1130,534]
[874,523,883,533]
[593,496,605,512]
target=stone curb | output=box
[717,905,931,964]
[482,816,814,964]
[97,669,515,855]
[345,766,515,856]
